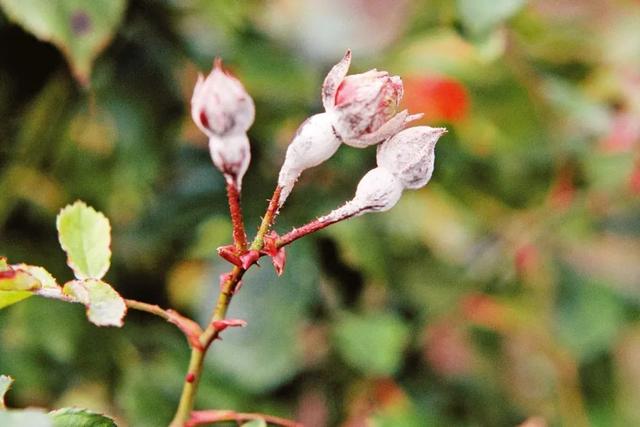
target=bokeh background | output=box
[2,0,640,426]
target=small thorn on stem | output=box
[186,373,196,383]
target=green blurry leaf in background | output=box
[57,201,111,280]
[0,0,127,85]
[456,0,527,36]
[333,312,410,377]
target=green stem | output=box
[169,350,205,427]
[169,186,282,427]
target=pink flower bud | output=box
[209,134,250,188]
[191,59,255,138]
[277,112,341,206]
[376,126,446,189]
[322,50,421,148]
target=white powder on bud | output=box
[320,167,404,222]
[376,126,446,189]
[209,134,251,189]
[277,112,341,205]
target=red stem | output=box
[226,181,247,251]
[277,209,357,247]
[187,410,302,427]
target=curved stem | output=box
[169,186,282,427]
[125,299,172,320]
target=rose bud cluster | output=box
[191,59,255,188]
[277,50,422,207]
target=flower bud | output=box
[376,126,446,189]
[320,167,404,222]
[322,50,421,148]
[277,112,342,206]
[209,134,250,188]
[191,59,255,138]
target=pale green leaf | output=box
[0,0,127,85]
[457,0,527,35]
[0,409,51,427]
[241,420,267,427]
[50,407,116,427]
[333,312,411,376]
[57,201,111,280]
[17,265,59,289]
[63,279,126,327]
[1,375,13,409]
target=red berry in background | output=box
[403,76,469,123]
[629,161,640,195]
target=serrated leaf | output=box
[57,201,111,280]
[0,0,127,85]
[333,312,411,376]
[241,420,267,427]
[1,375,13,409]
[49,407,116,427]
[63,279,126,327]
[0,409,51,427]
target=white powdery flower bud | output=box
[277,112,341,206]
[322,50,422,148]
[376,126,446,189]
[209,133,251,188]
[191,58,255,138]
[320,167,404,222]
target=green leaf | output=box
[57,201,111,280]
[0,0,127,85]
[49,407,116,427]
[0,375,13,409]
[333,312,411,376]
[0,409,51,427]
[63,279,126,327]
[456,0,526,35]
[241,420,267,427]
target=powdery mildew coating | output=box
[320,167,404,223]
[277,113,342,205]
[191,59,255,138]
[209,134,251,189]
[376,126,446,189]
[321,50,421,148]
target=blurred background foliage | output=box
[1,0,640,426]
